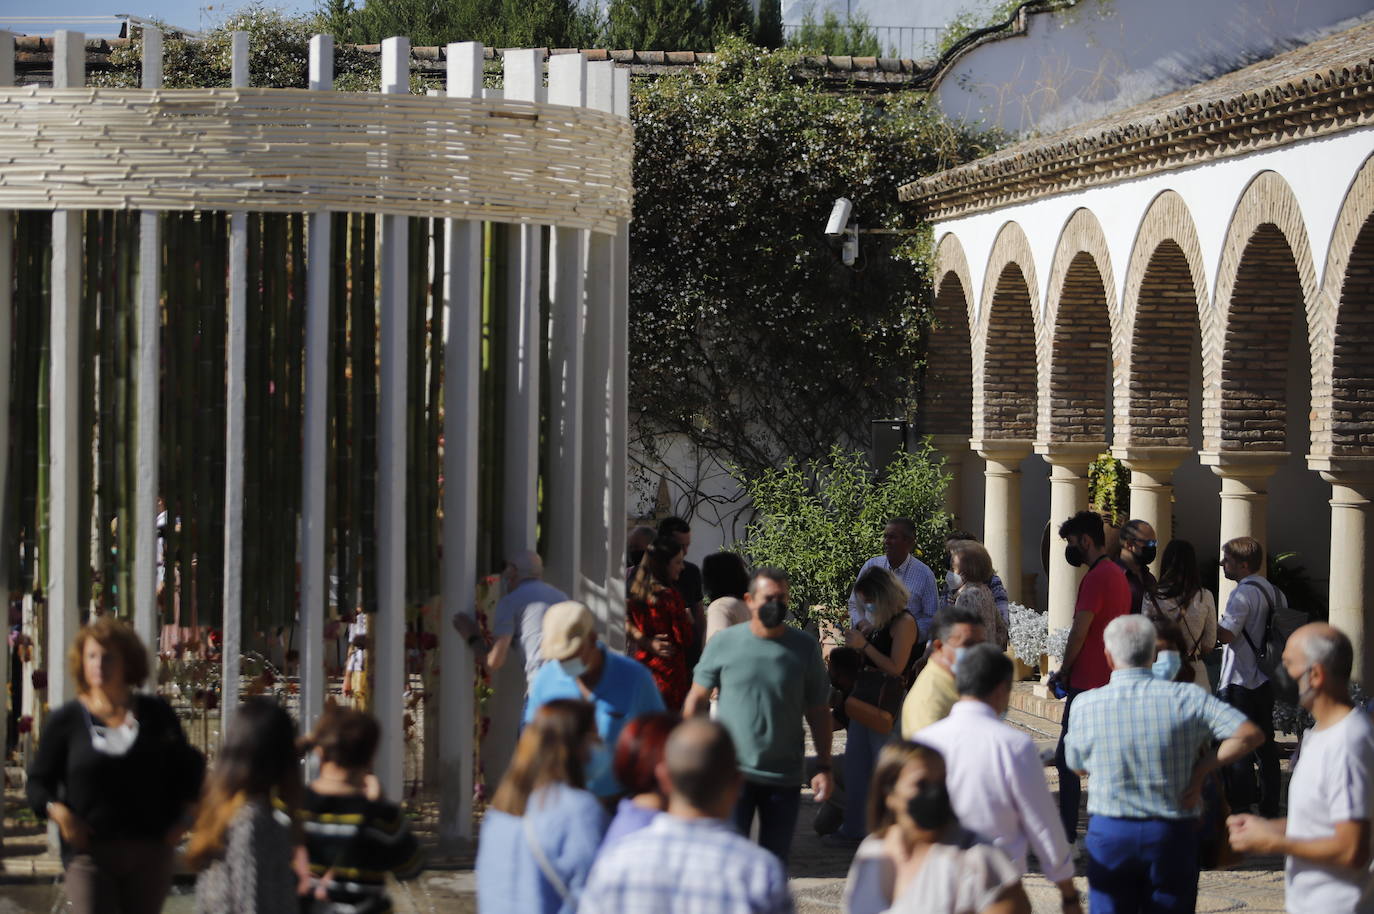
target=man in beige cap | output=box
[524,600,665,799]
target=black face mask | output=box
[1271,663,1310,707]
[1064,544,1086,568]
[1136,542,1158,566]
[757,599,788,628]
[906,781,954,831]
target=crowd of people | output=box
[23,511,1374,914]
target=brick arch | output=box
[973,223,1039,442]
[1211,172,1319,452]
[920,270,975,438]
[933,231,975,326]
[1118,191,1208,447]
[1316,153,1374,456]
[1038,209,1117,445]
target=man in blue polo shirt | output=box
[525,601,665,799]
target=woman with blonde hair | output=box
[476,698,608,914]
[189,697,302,913]
[844,741,1030,914]
[28,617,204,914]
[832,566,918,844]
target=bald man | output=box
[582,719,793,913]
[1229,623,1374,914]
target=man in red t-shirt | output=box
[1052,510,1131,845]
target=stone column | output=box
[1200,452,1286,610]
[1114,446,1191,577]
[1309,457,1374,684]
[1037,443,1102,653]
[929,433,970,528]
[974,440,1033,603]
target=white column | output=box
[48,30,85,711]
[221,31,249,736]
[1037,443,1100,649]
[133,28,162,676]
[375,35,411,800]
[1311,457,1374,684]
[929,433,970,527]
[606,67,631,651]
[974,440,1032,607]
[1201,452,1284,610]
[439,39,483,848]
[577,61,615,640]
[299,34,334,736]
[0,32,13,812]
[1114,446,1190,578]
[501,48,544,560]
[543,53,588,597]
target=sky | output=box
[2,0,984,43]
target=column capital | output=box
[1035,441,1105,474]
[1111,445,1192,475]
[1199,450,1287,483]
[1306,455,1374,489]
[971,438,1034,464]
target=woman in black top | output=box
[27,617,204,914]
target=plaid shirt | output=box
[1064,668,1249,819]
[581,815,793,914]
[848,553,940,639]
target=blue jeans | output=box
[840,720,890,839]
[733,781,802,864]
[1054,686,1084,841]
[1085,816,1200,914]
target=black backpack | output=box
[1237,579,1307,683]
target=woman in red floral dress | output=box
[626,536,695,709]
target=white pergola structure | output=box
[907,22,1374,679]
[0,29,632,844]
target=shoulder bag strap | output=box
[1236,580,1274,658]
[523,810,576,907]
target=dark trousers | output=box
[1086,816,1200,914]
[1221,682,1281,816]
[64,839,176,914]
[733,781,802,864]
[1054,686,1085,842]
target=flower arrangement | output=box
[1007,603,1045,664]
[1046,626,1071,663]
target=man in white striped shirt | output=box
[847,517,940,642]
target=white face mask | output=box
[560,655,588,679]
[945,570,963,592]
[862,602,876,622]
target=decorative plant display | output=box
[1007,602,1046,665]
[1046,626,1071,663]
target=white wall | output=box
[935,0,1374,137]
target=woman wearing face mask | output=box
[477,699,608,914]
[1142,539,1216,691]
[945,540,1009,650]
[27,618,205,914]
[832,567,919,844]
[843,741,1031,914]
[627,535,696,709]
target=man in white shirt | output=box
[1229,623,1374,914]
[917,643,1082,914]
[1216,536,1285,816]
[848,517,939,642]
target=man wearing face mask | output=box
[683,567,834,864]
[1065,615,1264,914]
[898,605,986,737]
[917,644,1080,914]
[1215,536,1286,817]
[525,601,666,801]
[1052,509,1132,845]
[1228,624,1374,914]
[1115,519,1158,615]
[848,518,940,644]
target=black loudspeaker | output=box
[871,419,909,476]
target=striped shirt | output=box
[296,788,424,913]
[1064,668,1249,819]
[581,814,793,914]
[848,554,940,640]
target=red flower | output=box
[17,715,32,734]
[30,670,47,691]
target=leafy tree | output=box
[627,38,989,521]
[785,7,883,57]
[703,0,755,44]
[319,0,602,49]
[734,445,950,627]
[753,0,783,48]
[606,0,706,51]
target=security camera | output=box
[825,197,853,237]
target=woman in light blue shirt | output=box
[476,699,608,914]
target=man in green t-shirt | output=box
[684,566,834,864]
